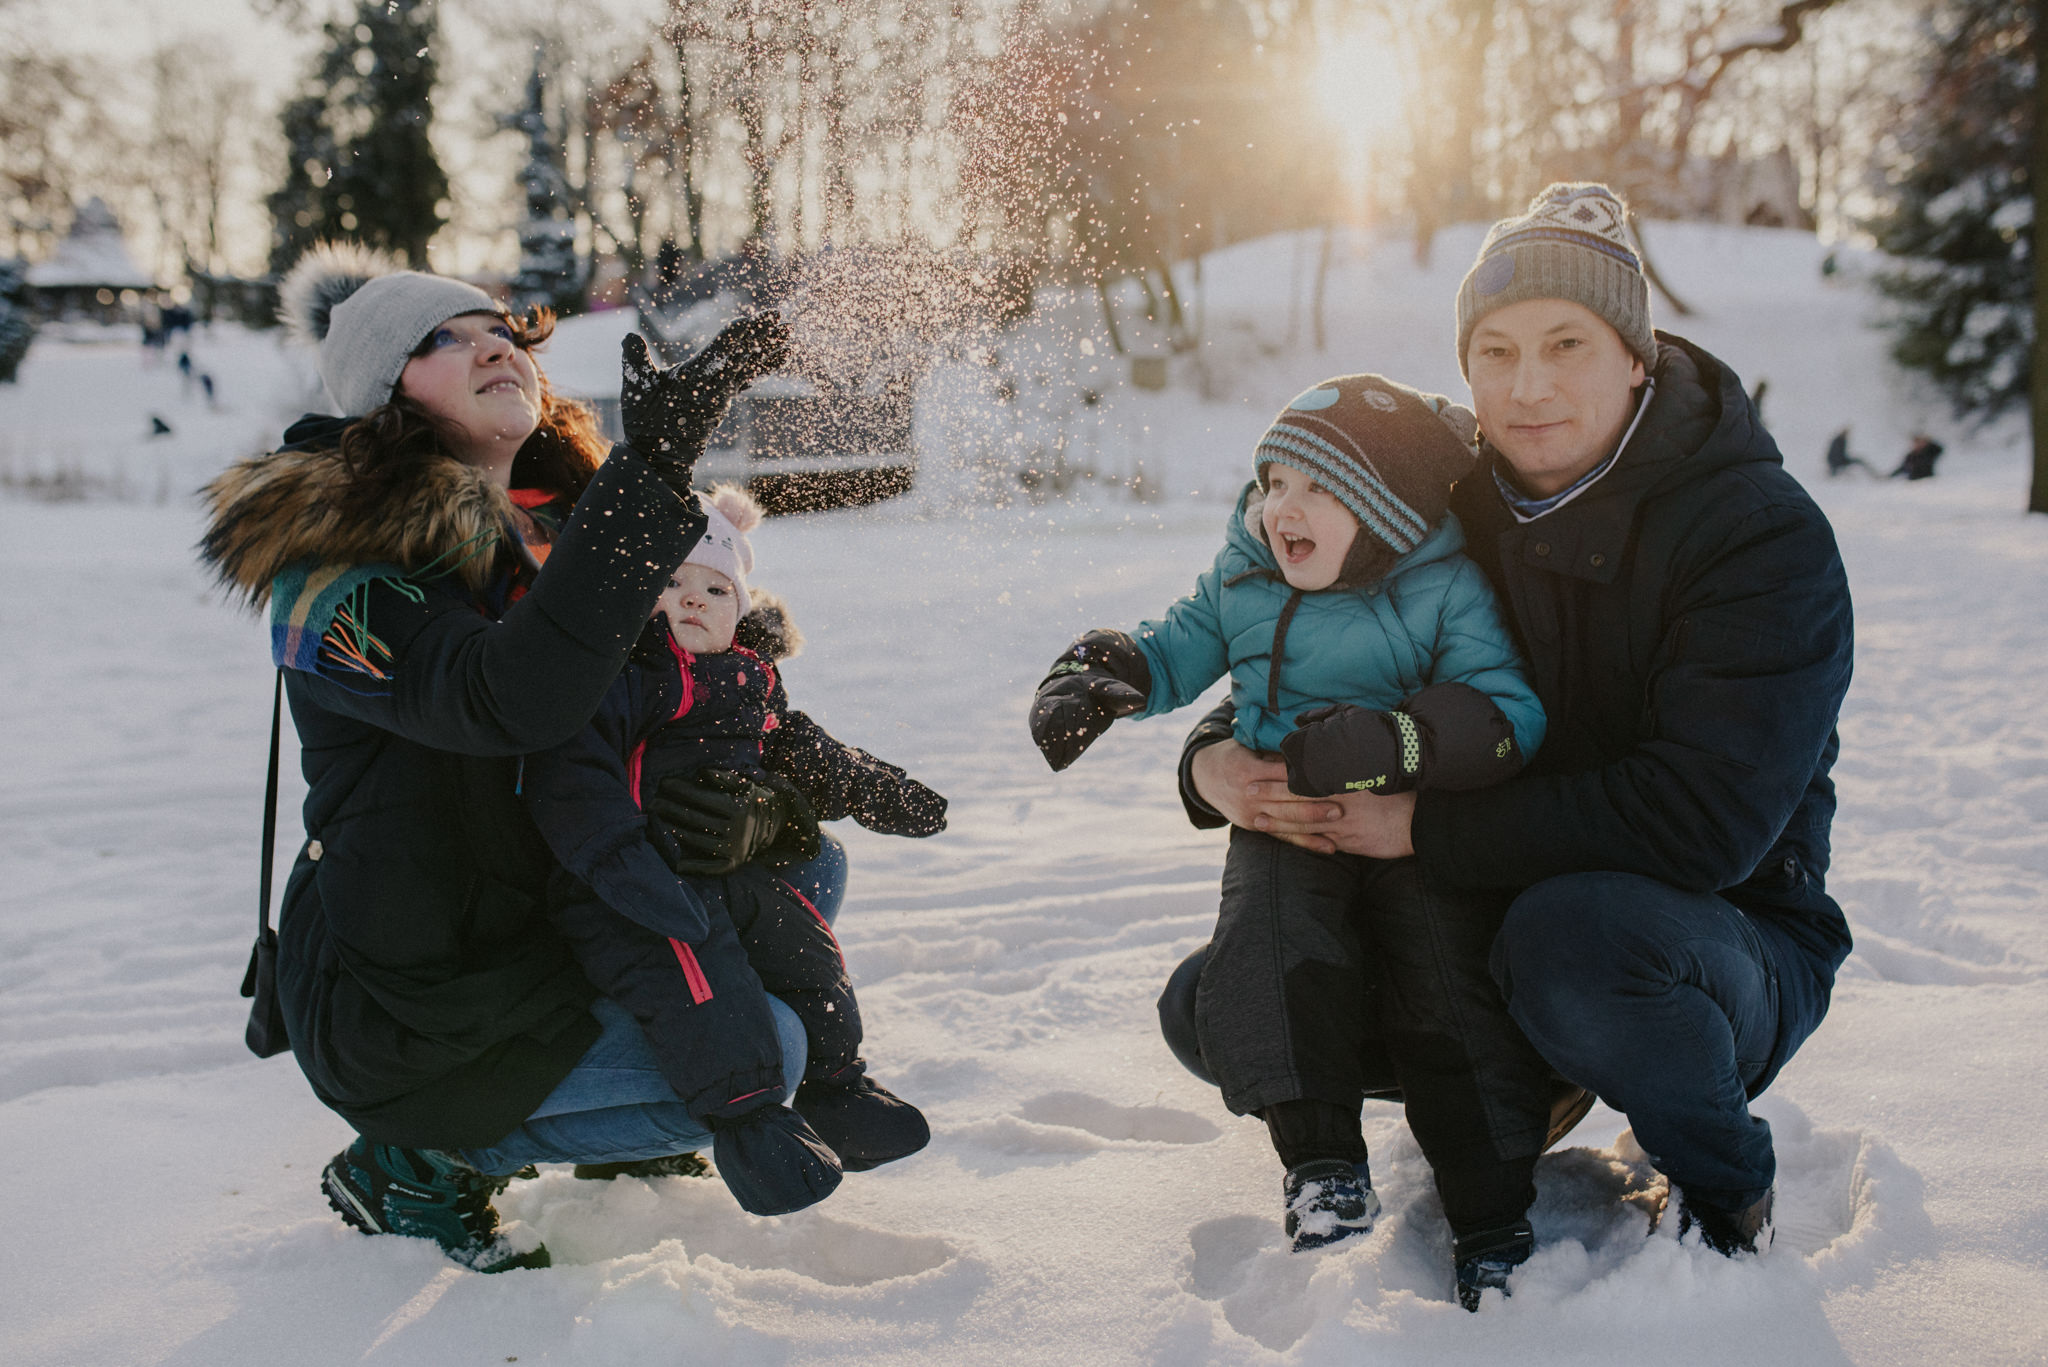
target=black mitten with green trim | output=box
[1280,682,1523,797]
[1028,628,1152,772]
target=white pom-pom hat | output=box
[278,241,502,416]
[685,483,765,618]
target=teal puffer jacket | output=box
[1132,481,1545,759]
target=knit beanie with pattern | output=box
[279,241,502,416]
[1253,374,1479,587]
[1455,182,1655,377]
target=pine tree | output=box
[0,256,35,383]
[267,0,449,273]
[1870,1,2034,422]
[503,60,580,316]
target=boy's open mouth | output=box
[1281,533,1316,564]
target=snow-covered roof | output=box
[25,198,155,290]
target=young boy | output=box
[1028,375,1545,1258]
[525,485,947,1218]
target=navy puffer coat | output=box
[1413,335,1854,1085]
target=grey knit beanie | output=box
[1455,182,1655,377]
[1254,374,1479,585]
[279,242,501,416]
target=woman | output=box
[200,244,830,1272]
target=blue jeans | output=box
[459,833,847,1177]
[1489,872,1823,1207]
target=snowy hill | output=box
[2,222,2045,1366]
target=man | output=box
[1163,182,1854,1301]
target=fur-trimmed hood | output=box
[198,416,518,607]
[732,587,803,662]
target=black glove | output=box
[619,312,790,496]
[848,769,948,837]
[647,767,820,876]
[1280,704,1413,797]
[1028,628,1153,772]
[1280,682,1523,797]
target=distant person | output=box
[177,349,194,396]
[1891,432,1943,480]
[139,300,164,358]
[1825,427,1874,478]
[1027,375,1553,1279]
[1163,182,1853,1306]
[199,371,216,407]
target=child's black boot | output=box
[1453,1220,1534,1311]
[795,1060,931,1171]
[708,1102,844,1215]
[1282,1159,1381,1252]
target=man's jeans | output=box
[1490,871,1822,1207]
[458,833,848,1177]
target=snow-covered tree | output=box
[503,60,580,317]
[1870,0,2033,423]
[266,0,448,273]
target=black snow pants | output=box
[1171,827,1582,1235]
[549,863,861,1121]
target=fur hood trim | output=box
[733,587,803,661]
[198,441,512,607]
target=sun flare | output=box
[1314,27,1409,152]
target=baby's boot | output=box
[707,1102,843,1215]
[795,1060,930,1171]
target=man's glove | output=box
[1028,628,1153,772]
[648,767,820,876]
[1280,682,1523,798]
[619,312,790,497]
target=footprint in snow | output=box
[502,1169,958,1285]
[950,1091,1221,1162]
[1173,1098,1922,1337]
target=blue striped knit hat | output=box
[1254,374,1479,584]
[1456,182,1655,377]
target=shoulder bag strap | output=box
[260,668,283,936]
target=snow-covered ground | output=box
[3,224,2045,1366]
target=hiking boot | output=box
[1282,1159,1380,1253]
[1675,1185,1775,1258]
[573,1152,712,1181]
[321,1138,550,1273]
[1454,1220,1534,1311]
[795,1063,930,1172]
[482,1164,539,1196]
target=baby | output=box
[525,485,946,1217]
[1028,375,1544,1254]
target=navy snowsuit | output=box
[524,626,941,1120]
